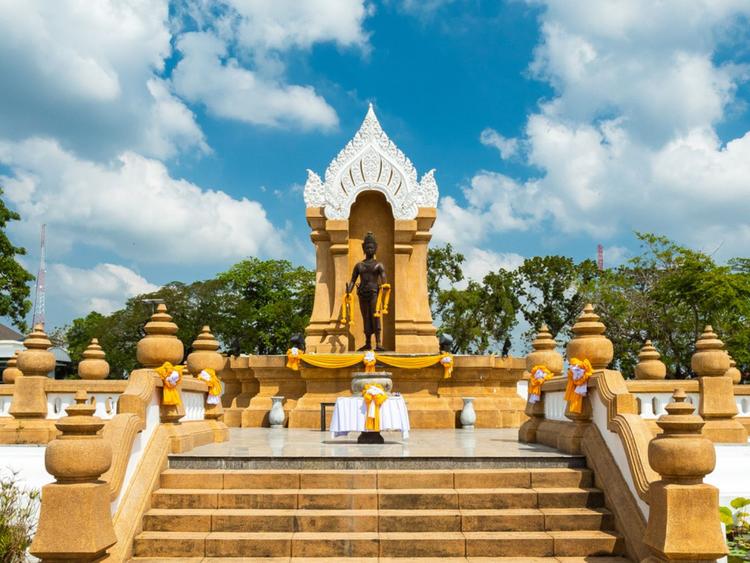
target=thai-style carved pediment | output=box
[304,104,439,220]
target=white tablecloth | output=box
[330,395,410,439]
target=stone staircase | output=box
[131,466,629,561]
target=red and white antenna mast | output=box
[597,244,604,271]
[32,224,46,328]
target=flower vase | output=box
[269,396,285,428]
[460,397,476,430]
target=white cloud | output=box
[0,0,206,160]
[172,32,338,130]
[50,263,159,316]
[460,248,525,286]
[0,137,283,264]
[459,0,750,260]
[480,128,519,160]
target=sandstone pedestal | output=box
[242,355,305,428]
[222,355,258,427]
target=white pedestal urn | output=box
[269,396,286,428]
[460,397,476,430]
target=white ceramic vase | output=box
[460,397,476,430]
[269,396,285,428]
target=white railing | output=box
[0,394,11,417]
[543,390,567,421]
[633,392,700,419]
[181,390,206,422]
[47,393,120,420]
[736,395,750,417]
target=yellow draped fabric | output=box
[340,292,354,327]
[564,358,593,414]
[528,365,553,403]
[284,351,456,374]
[374,283,391,318]
[155,361,184,406]
[198,368,223,405]
[362,383,387,431]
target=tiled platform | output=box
[170,429,583,470]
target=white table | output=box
[330,395,410,439]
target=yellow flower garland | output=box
[362,383,387,431]
[528,364,553,403]
[565,358,593,414]
[155,361,184,406]
[374,283,391,318]
[284,351,456,375]
[197,368,223,405]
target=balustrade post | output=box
[562,304,613,453]
[691,325,747,443]
[519,324,562,443]
[643,388,726,561]
[78,338,110,380]
[187,326,229,441]
[30,390,117,561]
[2,350,21,384]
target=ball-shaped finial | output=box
[526,323,563,376]
[690,325,730,377]
[186,325,224,376]
[566,304,613,369]
[2,350,22,384]
[78,338,110,380]
[17,324,56,378]
[634,340,667,380]
[136,304,184,368]
[725,356,741,385]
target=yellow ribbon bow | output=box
[528,365,553,404]
[198,368,223,405]
[362,383,387,431]
[564,358,593,414]
[286,347,301,371]
[440,352,454,379]
[363,351,377,373]
[155,361,184,406]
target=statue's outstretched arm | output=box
[378,263,387,286]
[346,264,360,293]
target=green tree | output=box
[0,188,34,331]
[427,243,464,310]
[436,281,488,354]
[513,256,598,341]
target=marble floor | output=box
[176,428,576,461]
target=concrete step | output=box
[142,506,613,533]
[158,468,594,489]
[133,530,625,558]
[131,557,632,563]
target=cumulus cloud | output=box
[50,263,159,315]
[172,32,338,130]
[0,138,283,264]
[460,248,525,286]
[170,0,372,130]
[480,128,519,160]
[0,0,207,160]
[461,0,750,260]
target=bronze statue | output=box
[347,232,387,351]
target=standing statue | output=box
[346,231,389,351]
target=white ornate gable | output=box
[304,104,438,220]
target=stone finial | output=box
[186,325,224,376]
[31,390,117,560]
[2,350,21,384]
[725,356,741,385]
[634,340,667,380]
[525,323,563,376]
[17,324,56,378]
[566,304,613,369]
[136,303,184,368]
[644,387,727,560]
[690,325,730,377]
[78,338,110,380]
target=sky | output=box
[1,0,750,334]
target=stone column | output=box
[643,388,727,561]
[692,325,747,443]
[30,390,117,561]
[136,304,184,424]
[78,338,110,380]
[562,304,613,454]
[305,207,334,350]
[635,340,667,380]
[325,219,350,352]
[187,326,228,439]
[2,350,21,384]
[1,325,57,443]
[519,324,563,443]
[393,219,417,352]
[412,208,439,351]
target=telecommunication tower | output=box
[32,224,46,328]
[597,244,604,271]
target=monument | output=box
[303,104,439,353]
[346,231,388,351]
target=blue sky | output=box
[1,0,749,334]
